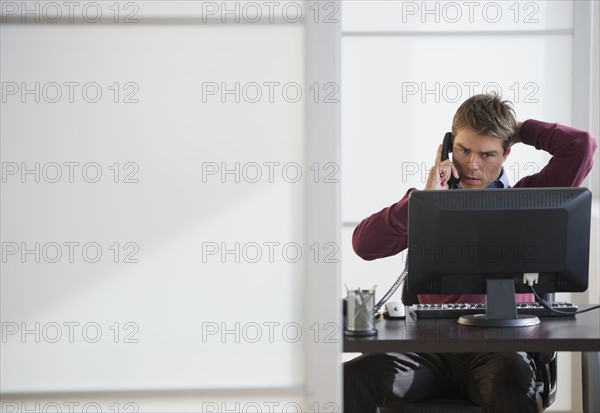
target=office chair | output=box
[378,287,559,413]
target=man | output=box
[345,94,597,413]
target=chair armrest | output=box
[532,351,557,409]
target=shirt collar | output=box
[492,167,510,188]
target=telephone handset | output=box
[442,132,459,189]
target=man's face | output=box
[452,128,510,189]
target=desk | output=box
[344,305,600,413]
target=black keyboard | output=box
[409,302,578,319]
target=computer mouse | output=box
[384,301,405,319]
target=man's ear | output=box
[503,145,511,160]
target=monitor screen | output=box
[406,188,591,326]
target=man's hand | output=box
[425,145,459,190]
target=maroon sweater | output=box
[352,120,597,304]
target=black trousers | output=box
[344,352,543,413]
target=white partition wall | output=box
[1,1,341,411]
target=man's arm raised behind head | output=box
[512,119,597,188]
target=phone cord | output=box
[373,260,409,313]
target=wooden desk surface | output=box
[344,305,600,353]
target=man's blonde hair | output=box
[452,93,517,153]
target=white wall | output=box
[1,1,341,411]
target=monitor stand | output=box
[458,278,540,327]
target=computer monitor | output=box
[407,187,591,327]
